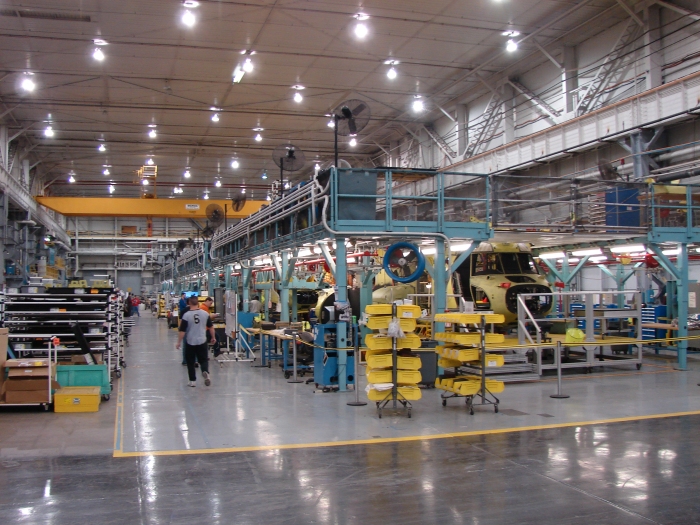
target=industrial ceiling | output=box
[0,0,632,199]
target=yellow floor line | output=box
[113,374,124,454]
[112,409,700,458]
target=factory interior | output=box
[2,0,700,523]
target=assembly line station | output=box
[3,1,700,524]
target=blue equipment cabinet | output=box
[313,323,356,391]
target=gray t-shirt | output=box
[179,308,213,345]
[249,299,262,313]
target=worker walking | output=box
[249,295,262,313]
[176,296,215,387]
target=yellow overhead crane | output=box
[35,197,266,219]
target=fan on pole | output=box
[332,99,370,167]
[272,144,306,198]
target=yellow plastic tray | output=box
[367,369,422,384]
[366,316,417,331]
[438,357,463,368]
[438,346,480,362]
[53,386,101,413]
[435,377,505,395]
[435,332,505,345]
[434,313,506,324]
[364,333,421,350]
[397,305,422,319]
[367,386,422,401]
[364,304,392,315]
[366,353,393,368]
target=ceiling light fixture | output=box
[571,248,603,257]
[92,47,105,61]
[327,119,335,128]
[506,39,518,52]
[241,187,246,194]
[93,38,109,46]
[293,92,303,103]
[68,174,76,183]
[203,192,210,200]
[315,163,320,171]
[261,171,267,180]
[349,137,357,147]
[387,67,397,79]
[609,244,646,253]
[181,10,196,27]
[231,159,239,169]
[537,251,565,260]
[108,184,115,194]
[266,194,271,201]
[215,180,222,187]
[211,113,220,122]
[253,127,264,131]
[142,179,149,186]
[502,30,521,37]
[103,169,110,176]
[44,126,54,138]
[354,23,368,39]
[98,143,106,152]
[254,133,262,142]
[232,66,245,83]
[148,129,157,138]
[184,169,191,178]
[182,0,199,7]
[354,13,370,21]
[146,158,155,166]
[20,75,36,92]
[243,57,254,72]
[412,96,424,112]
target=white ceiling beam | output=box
[654,0,700,19]
[616,0,645,25]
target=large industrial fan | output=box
[382,242,426,283]
[332,99,371,166]
[272,144,306,198]
[201,203,225,238]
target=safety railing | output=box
[650,183,700,241]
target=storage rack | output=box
[364,303,422,419]
[434,313,506,414]
[4,288,117,381]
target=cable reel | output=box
[382,242,426,284]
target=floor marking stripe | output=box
[113,373,124,454]
[112,409,700,458]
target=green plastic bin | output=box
[55,365,111,398]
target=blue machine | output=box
[313,323,356,391]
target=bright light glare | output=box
[349,138,357,147]
[215,180,222,187]
[44,126,54,138]
[506,39,518,52]
[92,48,105,61]
[266,195,271,201]
[243,58,254,72]
[146,158,155,166]
[211,113,220,122]
[355,23,368,38]
[142,179,149,185]
[293,92,303,103]
[571,248,603,257]
[149,129,157,138]
[68,175,75,183]
[98,143,106,152]
[203,192,209,199]
[103,169,110,175]
[21,77,35,92]
[184,169,191,178]
[231,159,239,169]
[108,184,115,193]
[232,66,245,83]
[662,248,680,256]
[327,119,335,128]
[412,99,424,112]
[609,244,646,254]
[182,10,196,27]
[387,67,397,79]
[254,133,262,142]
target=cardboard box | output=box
[8,367,50,378]
[5,389,50,404]
[5,358,49,368]
[5,378,60,391]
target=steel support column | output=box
[335,237,348,392]
[433,240,447,334]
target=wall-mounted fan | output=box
[597,159,619,181]
[231,192,247,212]
[332,99,371,166]
[382,242,426,283]
[202,203,225,238]
[272,144,306,198]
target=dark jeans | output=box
[131,306,140,317]
[185,342,209,382]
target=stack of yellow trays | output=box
[436,346,505,367]
[364,304,422,403]
[434,332,505,345]
[435,376,505,396]
[434,313,505,324]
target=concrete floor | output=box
[1,313,700,523]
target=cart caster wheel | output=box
[315,383,319,388]
[110,383,114,391]
[115,370,122,378]
[378,413,382,419]
[494,405,499,413]
[442,399,447,407]
[469,408,474,415]
[636,363,642,370]
[407,410,412,419]
[284,371,291,379]
[102,394,110,401]
[121,361,127,368]
[267,363,271,368]
[322,387,330,393]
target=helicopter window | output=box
[473,253,503,275]
[500,253,539,274]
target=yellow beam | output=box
[35,197,266,219]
